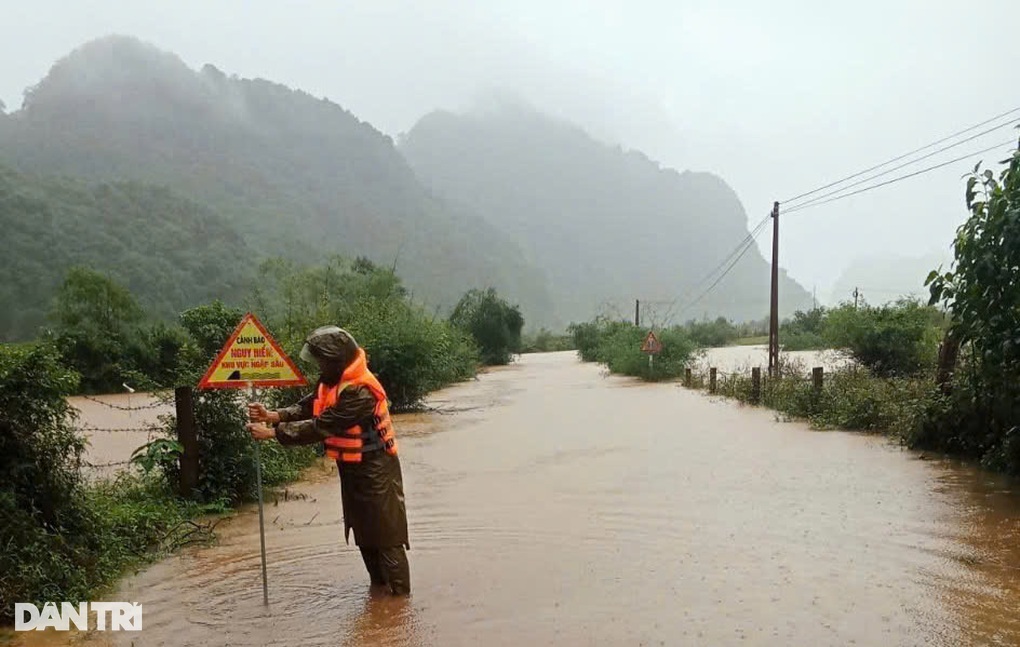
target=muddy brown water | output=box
[68,393,173,479]
[17,351,1020,646]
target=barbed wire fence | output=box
[77,392,172,411]
[73,395,171,475]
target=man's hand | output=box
[248,402,280,424]
[247,422,276,441]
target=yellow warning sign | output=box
[197,313,307,389]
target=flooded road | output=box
[695,344,853,375]
[43,351,1020,645]
[68,393,172,479]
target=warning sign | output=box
[640,330,663,354]
[197,313,307,389]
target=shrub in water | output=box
[449,288,524,366]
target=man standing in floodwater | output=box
[246,325,410,595]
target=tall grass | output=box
[700,362,934,441]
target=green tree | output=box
[928,146,1020,379]
[179,301,246,363]
[924,140,1020,472]
[53,266,143,332]
[449,288,524,365]
[49,267,146,392]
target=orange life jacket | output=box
[313,348,397,463]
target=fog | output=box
[3,0,1018,299]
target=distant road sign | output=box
[641,330,662,354]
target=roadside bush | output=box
[449,288,524,366]
[0,333,287,622]
[569,321,601,362]
[811,370,931,436]
[778,307,828,351]
[572,320,697,381]
[248,258,479,410]
[709,362,933,439]
[823,300,941,377]
[907,372,1020,474]
[683,317,737,348]
[569,318,632,363]
[0,344,91,622]
[343,296,478,409]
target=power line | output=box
[781,121,1018,211]
[781,105,1020,205]
[659,214,771,324]
[784,139,1017,215]
[664,218,771,324]
[669,222,771,322]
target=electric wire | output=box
[781,105,1020,205]
[783,139,1016,215]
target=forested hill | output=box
[0,36,554,332]
[0,166,250,340]
[400,104,814,324]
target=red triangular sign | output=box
[197,313,307,389]
[641,330,663,354]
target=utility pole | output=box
[768,201,780,378]
[853,287,859,310]
[635,299,640,327]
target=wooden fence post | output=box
[684,368,692,387]
[812,367,824,395]
[751,367,761,404]
[175,386,198,497]
[709,367,717,393]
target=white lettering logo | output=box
[15,603,142,631]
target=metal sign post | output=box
[641,330,662,378]
[196,313,307,610]
[250,382,270,607]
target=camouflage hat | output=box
[299,325,359,364]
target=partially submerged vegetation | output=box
[1,256,524,622]
[570,318,697,381]
[687,141,1020,476]
[567,137,1020,478]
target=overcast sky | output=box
[3,0,1019,302]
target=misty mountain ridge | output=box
[401,102,813,324]
[0,35,555,335]
[1,35,811,338]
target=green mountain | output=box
[400,104,813,325]
[0,166,250,340]
[0,36,554,336]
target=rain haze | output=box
[6,4,1020,645]
[2,0,1019,304]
